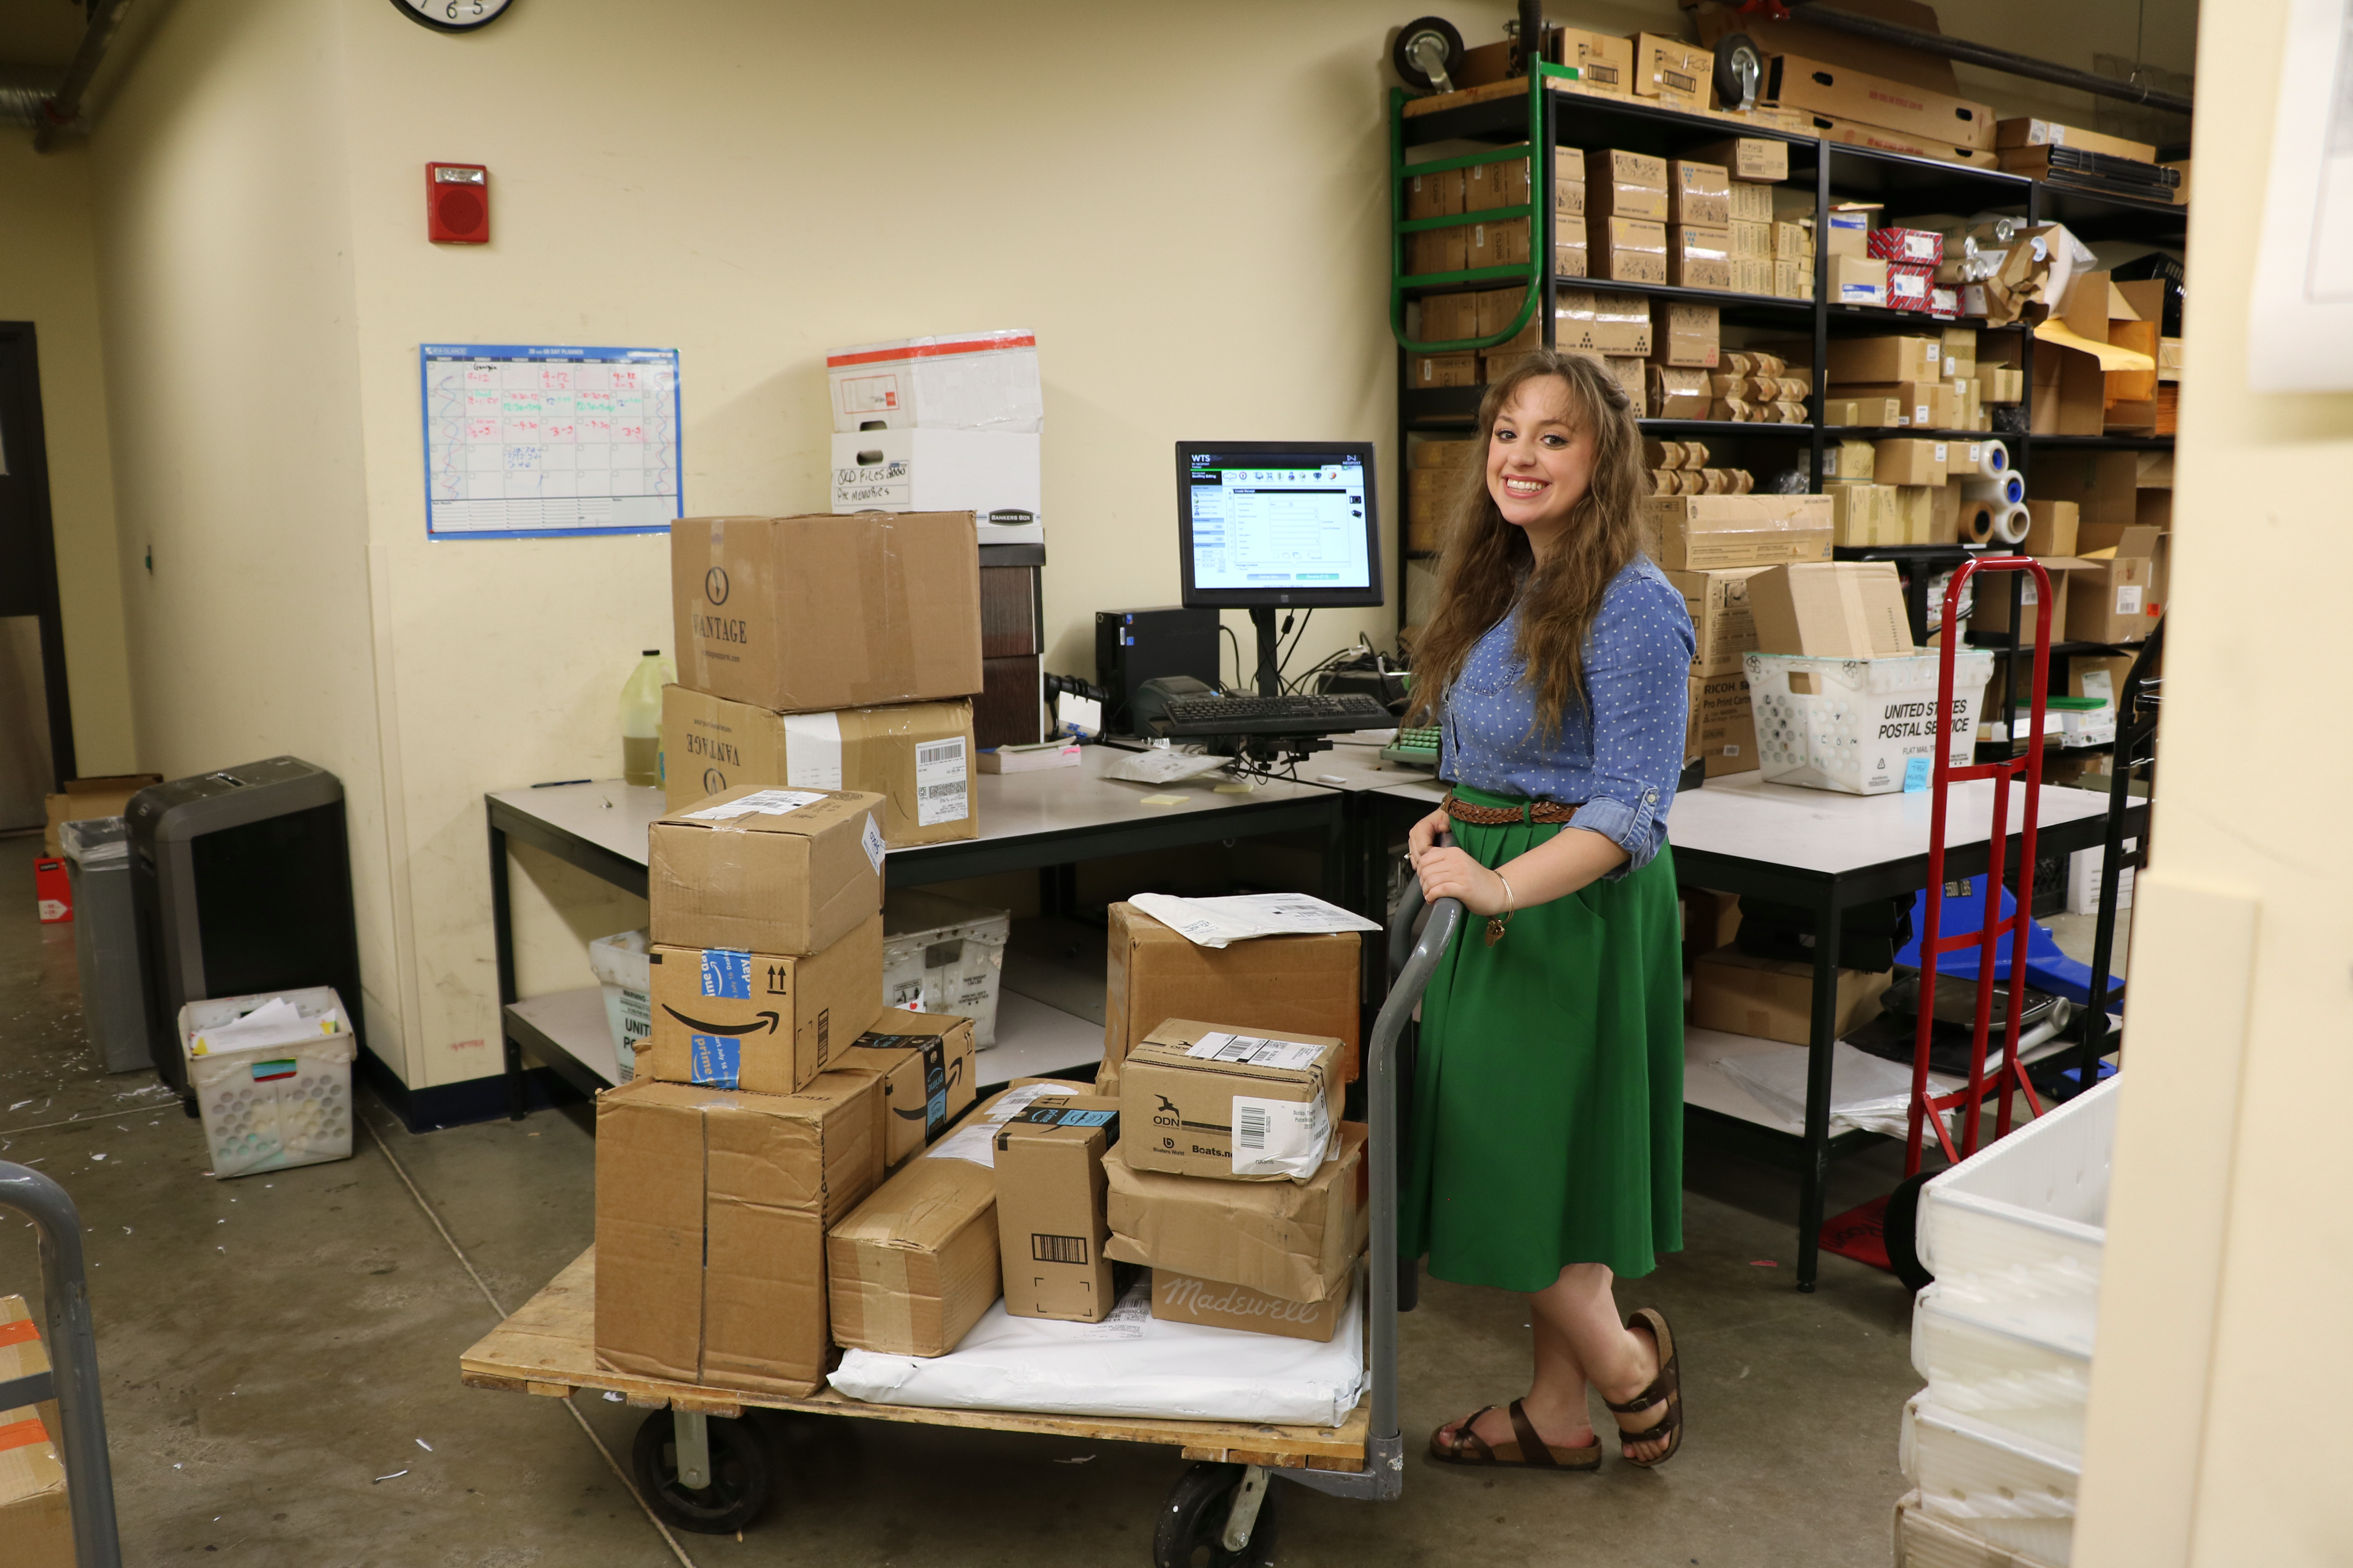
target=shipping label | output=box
[1185,1032,1324,1071]
[860,813,887,873]
[915,737,970,826]
[682,788,827,821]
[1230,1090,1333,1180]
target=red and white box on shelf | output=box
[1886,265,1935,312]
[1930,287,1961,319]
[1866,227,1945,266]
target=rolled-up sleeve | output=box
[1573,571,1696,878]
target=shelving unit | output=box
[1388,71,2182,657]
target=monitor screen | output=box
[1176,441,1383,609]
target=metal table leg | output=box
[488,807,523,1121]
[1796,904,1845,1292]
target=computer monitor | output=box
[1175,442,1383,612]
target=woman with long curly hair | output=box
[1403,350,1696,1474]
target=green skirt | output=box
[1398,783,1684,1289]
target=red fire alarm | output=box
[426,162,489,244]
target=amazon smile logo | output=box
[661,1005,780,1035]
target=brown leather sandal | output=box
[1428,1399,1601,1473]
[1603,1307,1684,1469]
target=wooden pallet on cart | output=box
[460,1247,1374,1472]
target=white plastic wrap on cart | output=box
[180,987,356,1179]
[1745,650,1994,795]
[1918,1078,2113,1321]
[587,929,651,1081]
[1900,1395,2079,1566]
[830,1272,1367,1427]
[1714,1042,1961,1141]
[882,889,1010,1047]
[1911,1282,2092,1456]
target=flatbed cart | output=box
[0,1161,124,1567]
[460,886,1465,1562]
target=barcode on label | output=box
[917,741,961,765]
[920,782,965,798]
[1031,1233,1090,1265]
[1237,1104,1268,1150]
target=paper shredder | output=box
[128,758,365,1098]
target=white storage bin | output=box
[1911,1284,2092,1455]
[1918,1078,2114,1302]
[587,929,651,1081]
[1894,1490,2059,1568]
[180,987,356,1179]
[882,889,1009,1046]
[1901,1396,2078,1566]
[1746,649,1994,795]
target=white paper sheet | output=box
[1128,891,1382,949]
[1102,750,1233,786]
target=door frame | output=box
[0,320,78,789]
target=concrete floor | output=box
[0,841,2125,1566]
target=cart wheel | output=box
[1883,1171,1937,1296]
[1153,1462,1279,1568]
[1712,32,1765,110]
[1391,15,1465,92]
[631,1410,773,1535]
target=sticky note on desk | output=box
[1139,794,1193,807]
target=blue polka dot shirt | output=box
[1439,558,1698,876]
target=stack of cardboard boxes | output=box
[0,1294,69,1565]
[1820,430,2015,547]
[1803,329,2004,434]
[663,512,985,851]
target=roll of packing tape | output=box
[1960,471,2026,507]
[1991,501,2031,547]
[1964,499,2000,545]
[1974,439,2010,479]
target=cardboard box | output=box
[673,513,982,715]
[1409,352,1480,389]
[1667,225,1733,291]
[993,1094,1123,1322]
[1823,205,1875,258]
[1584,148,1668,191]
[647,785,887,956]
[1688,136,1789,182]
[1665,566,1773,677]
[1972,558,2088,638]
[1586,179,1669,222]
[1553,28,1634,98]
[1826,336,1941,385]
[595,1072,882,1394]
[2021,500,2080,558]
[1415,291,1479,344]
[1668,160,1732,227]
[834,1014,979,1170]
[1554,289,1654,356]
[1825,481,1897,546]
[1103,902,1364,1086]
[1465,145,1530,213]
[1554,238,1590,279]
[1730,219,1772,261]
[1691,670,1758,776]
[1151,1270,1349,1343]
[1405,167,1465,219]
[827,331,1040,434]
[33,859,68,924]
[41,773,161,857]
[1633,33,1711,100]
[661,688,974,846]
[1102,1122,1365,1303]
[1553,172,1586,219]
[1592,217,1668,284]
[826,1115,1002,1357]
[1118,1019,1343,1182]
[644,921,884,1095]
[1873,438,1950,486]
[1746,562,1912,658]
[1833,381,1955,430]
[2031,450,2139,529]
[828,430,1040,545]
[1466,217,1530,271]
[1689,948,1891,1046]
[2029,346,2107,437]
[1647,302,1720,368]
[1993,118,2158,163]
[2066,527,2161,644]
[1829,253,1888,306]
[1775,259,1814,301]
[1729,180,1777,223]
[1406,224,1468,277]
[1650,363,1712,420]
[1642,495,1834,571]
[1765,54,1996,149]
[1476,285,1548,353]
[1822,397,1903,428]
[1822,439,1876,481]
[0,1294,68,1568]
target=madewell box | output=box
[646,786,886,956]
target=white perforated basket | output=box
[180,987,356,1179]
[1745,650,1993,795]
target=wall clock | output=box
[390,0,514,33]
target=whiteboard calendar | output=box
[419,344,682,538]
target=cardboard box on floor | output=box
[1746,562,1912,659]
[1642,495,1833,571]
[1118,1019,1343,1183]
[661,688,975,847]
[1151,1270,1352,1343]
[1690,948,1891,1046]
[0,1294,69,1568]
[834,1014,979,1171]
[993,1095,1123,1322]
[672,512,983,715]
[1104,1122,1366,1304]
[594,1072,882,1395]
[646,785,886,956]
[41,773,161,857]
[1099,902,1363,1091]
[643,919,885,1095]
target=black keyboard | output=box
[1156,691,1395,737]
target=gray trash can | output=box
[61,817,151,1075]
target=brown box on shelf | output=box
[1584,148,1668,191]
[644,920,885,1095]
[1467,217,1530,270]
[1633,33,1712,100]
[1587,179,1670,222]
[1832,381,1955,430]
[1824,335,1943,384]
[1406,225,1468,277]
[1642,495,1834,571]
[1555,237,1591,279]
[1691,669,1758,777]
[1593,217,1668,284]
[1873,438,1950,486]
[1689,948,1891,1046]
[1828,253,1888,306]
[1118,1019,1343,1182]
[1775,260,1814,300]
[1103,1122,1367,1304]
[1729,180,1777,223]
[993,1094,1123,1323]
[1665,565,1773,677]
[2066,527,2161,645]
[1597,352,1649,410]
[2021,500,2080,557]
[1993,118,2158,163]
[1765,53,1996,150]
[1648,302,1720,367]
[1555,289,1654,355]
[1103,902,1364,1086]
[1553,171,1586,219]
[1465,145,1530,213]
[1682,888,1742,961]
[833,1014,979,1171]
[2029,346,2106,437]
[1730,258,1774,297]
[1409,353,1480,389]
[1668,160,1732,227]
[1688,135,1789,182]
[1730,219,1773,261]
[595,1072,882,1395]
[673,513,982,716]
[647,786,887,956]
[1667,225,1733,291]
[1974,558,2085,639]
[1648,364,1711,420]
[1825,481,1897,546]
[660,689,976,846]
[1556,28,1634,98]
[1746,561,1911,658]
[1822,396,1903,428]
[1405,167,1466,219]
[1416,291,1479,343]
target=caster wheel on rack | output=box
[631,1409,773,1535]
[1884,1169,1938,1296]
[1152,1461,1279,1568]
[1391,15,1465,93]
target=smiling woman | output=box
[1398,351,1698,1478]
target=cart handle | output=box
[0,1163,121,1568]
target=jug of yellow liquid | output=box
[620,649,673,787]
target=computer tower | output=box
[128,757,365,1097]
[1096,606,1220,733]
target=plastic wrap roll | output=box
[1990,501,2031,546]
[1963,499,2001,546]
[1972,439,2009,478]
[1961,471,2027,507]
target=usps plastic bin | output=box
[587,929,651,1082]
[179,987,356,1179]
[882,889,1009,1047]
[1746,650,1994,795]
[1900,1395,2079,1565]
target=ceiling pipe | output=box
[0,67,60,128]
[32,0,134,153]
[1779,0,2193,118]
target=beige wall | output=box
[2076,0,2351,1561]
[0,138,135,777]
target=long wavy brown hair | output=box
[1405,351,1648,735]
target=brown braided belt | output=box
[1443,793,1583,826]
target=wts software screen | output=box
[1183,450,1375,598]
